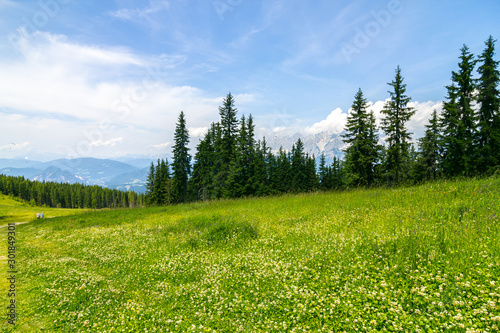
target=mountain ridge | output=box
[1,131,346,192]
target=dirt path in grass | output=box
[0,221,30,228]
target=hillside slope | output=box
[3,177,500,332]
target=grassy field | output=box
[0,194,88,226]
[1,177,499,332]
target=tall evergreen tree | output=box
[252,138,270,196]
[440,45,477,176]
[291,138,307,192]
[225,114,257,198]
[305,154,318,191]
[216,92,239,195]
[342,88,379,187]
[219,92,239,164]
[191,122,219,201]
[274,147,291,193]
[145,162,156,204]
[440,84,462,176]
[318,154,328,190]
[152,159,171,205]
[476,36,500,173]
[381,66,416,184]
[331,156,345,190]
[172,111,191,203]
[415,109,441,181]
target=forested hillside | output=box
[0,174,144,209]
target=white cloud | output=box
[110,1,170,28]
[272,126,287,133]
[189,127,208,138]
[0,141,30,151]
[366,99,442,139]
[90,137,123,147]
[0,30,226,159]
[11,29,146,67]
[148,142,171,149]
[305,108,347,135]
[407,100,443,139]
[303,99,442,141]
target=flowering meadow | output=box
[1,177,499,332]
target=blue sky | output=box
[1,0,499,160]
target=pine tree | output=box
[252,138,270,196]
[172,111,191,203]
[318,154,328,190]
[159,158,172,204]
[381,66,416,184]
[225,114,254,198]
[191,125,212,201]
[342,88,380,187]
[274,147,291,193]
[305,154,318,191]
[331,156,344,190]
[219,93,239,165]
[476,36,500,173]
[291,138,307,192]
[415,109,441,181]
[440,45,477,176]
[145,162,156,204]
[440,84,461,176]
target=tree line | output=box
[144,35,498,204]
[0,174,145,209]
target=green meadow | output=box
[0,194,88,227]
[1,177,500,332]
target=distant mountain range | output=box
[266,131,346,163]
[0,132,346,193]
[0,158,151,193]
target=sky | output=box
[1,0,499,161]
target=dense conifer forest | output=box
[0,174,144,209]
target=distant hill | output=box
[0,167,41,179]
[0,158,43,169]
[0,157,150,192]
[35,158,138,185]
[32,166,88,184]
[105,167,149,193]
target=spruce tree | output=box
[275,147,291,193]
[440,45,477,176]
[291,138,307,192]
[381,66,416,184]
[252,138,270,196]
[342,88,379,187]
[191,122,218,201]
[219,93,239,165]
[440,84,461,176]
[145,162,156,204]
[476,36,500,173]
[216,93,239,195]
[318,154,328,190]
[456,45,478,175]
[172,111,191,203]
[305,155,318,191]
[416,109,441,181]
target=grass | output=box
[1,177,499,332]
[0,194,88,226]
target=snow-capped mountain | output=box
[266,131,346,162]
[32,166,88,184]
